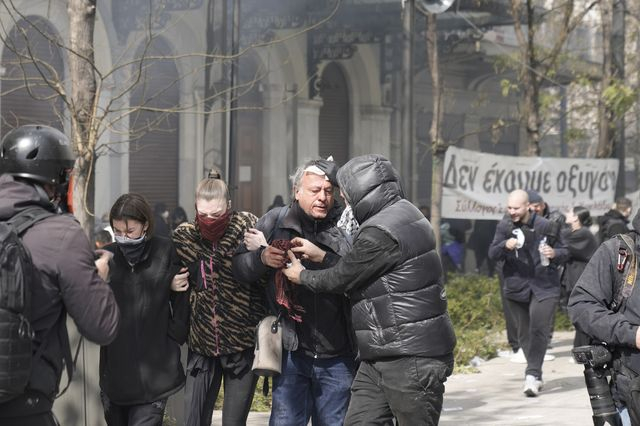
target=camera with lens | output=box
[573,345,622,426]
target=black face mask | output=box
[117,237,147,265]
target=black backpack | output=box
[0,207,54,403]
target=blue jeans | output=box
[269,350,355,426]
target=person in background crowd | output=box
[283,154,456,426]
[0,124,120,426]
[153,202,171,237]
[233,158,355,426]
[488,189,569,397]
[468,219,497,277]
[95,229,113,250]
[598,197,633,243]
[440,218,471,275]
[526,190,566,351]
[419,205,431,222]
[100,193,187,426]
[561,206,598,348]
[266,194,286,213]
[172,171,266,426]
[170,206,188,232]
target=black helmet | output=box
[0,124,75,185]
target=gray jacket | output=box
[0,174,120,403]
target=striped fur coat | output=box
[172,211,266,357]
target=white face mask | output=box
[114,234,146,245]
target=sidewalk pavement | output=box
[214,330,594,425]
[440,330,593,425]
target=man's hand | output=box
[635,328,640,350]
[171,267,189,291]
[282,250,304,284]
[244,228,267,251]
[290,237,326,263]
[94,250,113,282]
[260,245,287,269]
[539,243,555,259]
[505,238,518,250]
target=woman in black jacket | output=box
[562,206,599,348]
[100,193,187,426]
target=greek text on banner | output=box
[441,146,619,220]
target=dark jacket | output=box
[568,212,640,402]
[561,227,598,294]
[568,212,640,352]
[300,155,456,360]
[100,236,186,405]
[233,202,353,359]
[488,212,569,302]
[598,209,630,243]
[0,174,120,411]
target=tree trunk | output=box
[511,0,541,156]
[68,0,98,236]
[427,14,444,252]
[596,0,613,158]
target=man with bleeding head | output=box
[233,158,355,426]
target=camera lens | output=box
[583,366,618,417]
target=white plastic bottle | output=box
[539,237,550,266]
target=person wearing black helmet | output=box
[0,124,120,426]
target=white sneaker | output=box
[544,352,556,361]
[510,348,527,364]
[523,374,543,397]
[497,349,516,358]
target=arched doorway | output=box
[233,54,263,215]
[129,37,180,212]
[1,17,65,137]
[318,62,350,167]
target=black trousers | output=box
[0,411,58,426]
[101,393,166,426]
[184,349,258,426]
[344,354,454,426]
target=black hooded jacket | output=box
[0,174,119,413]
[100,237,187,405]
[598,209,629,243]
[299,155,456,360]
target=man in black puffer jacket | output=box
[283,154,456,426]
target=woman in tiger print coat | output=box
[172,171,266,426]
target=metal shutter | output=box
[1,17,64,138]
[319,62,350,167]
[129,38,179,211]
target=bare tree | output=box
[509,0,597,156]
[0,0,341,235]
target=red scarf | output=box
[196,210,231,242]
[271,239,305,322]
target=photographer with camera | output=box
[568,210,640,426]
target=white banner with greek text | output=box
[442,146,619,219]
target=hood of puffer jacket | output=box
[0,173,54,220]
[336,155,404,224]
